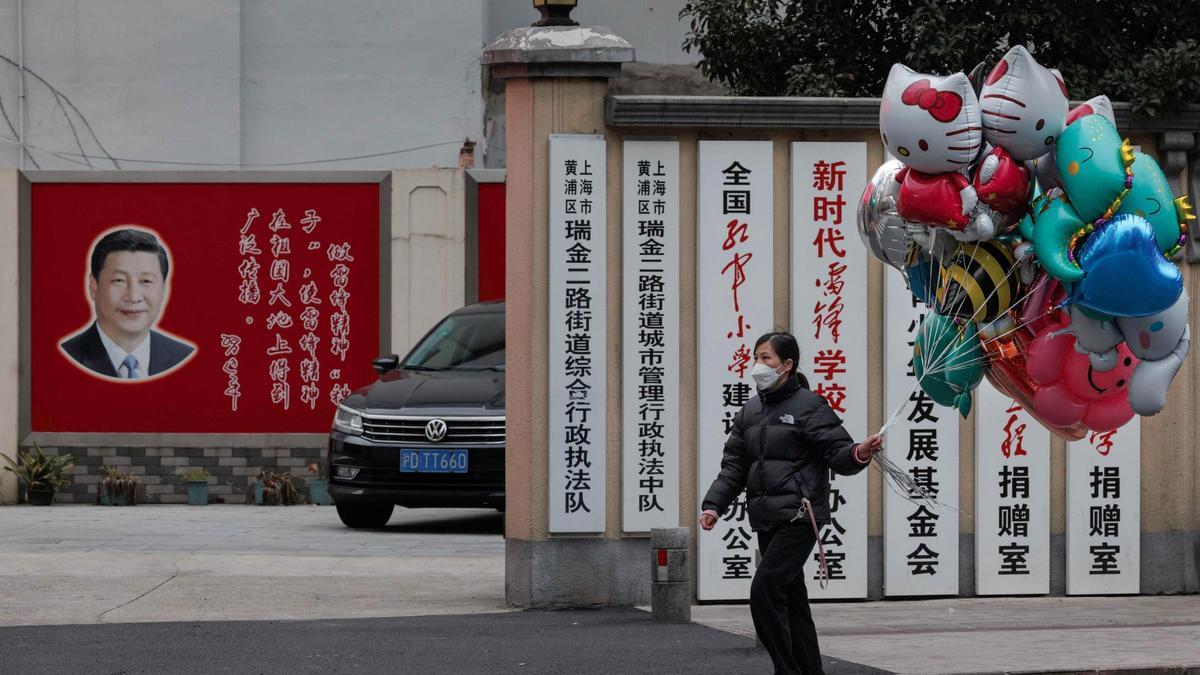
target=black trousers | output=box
[751,521,822,675]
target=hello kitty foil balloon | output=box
[979,45,1069,161]
[880,64,983,174]
[880,65,995,240]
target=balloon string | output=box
[871,378,966,516]
[919,243,1023,379]
[871,451,966,516]
[878,379,920,436]
[920,258,1039,378]
[925,238,981,366]
[920,306,1058,380]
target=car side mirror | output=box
[372,354,400,375]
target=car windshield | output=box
[402,311,505,371]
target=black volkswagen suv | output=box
[328,301,505,528]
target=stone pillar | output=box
[482,19,634,606]
[0,170,19,504]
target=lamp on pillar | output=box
[532,0,579,27]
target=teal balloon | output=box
[1056,115,1130,221]
[1116,152,1184,253]
[1029,192,1087,282]
[913,313,984,417]
[1069,213,1183,318]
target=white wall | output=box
[390,169,467,354]
[0,0,484,170]
[241,1,484,170]
[0,1,695,172]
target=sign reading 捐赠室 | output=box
[548,135,608,534]
[790,142,869,599]
[883,269,960,596]
[1067,423,1140,594]
[696,140,773,601]
[30,182,381,433]
[622,140,680,533]
[975,381,1050,595]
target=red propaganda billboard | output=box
[31,182,382,433]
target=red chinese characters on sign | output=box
[30,182,379,433]
[807,158,857,581]
[809,159,850,415]
[996,400,1033,576]
[1089,430,1116,457]
[1001,402,1028,459]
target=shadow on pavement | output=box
[0,608,889,674]
[379,509,504,535]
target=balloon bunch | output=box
[860,46,1195,440]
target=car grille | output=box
[360,416,506,445]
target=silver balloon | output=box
[1117,288,1190,416]
[857,159,917,272]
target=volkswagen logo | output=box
[425,419,448,443]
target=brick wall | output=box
[21,445,326,504]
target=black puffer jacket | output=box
[702,375,867,531]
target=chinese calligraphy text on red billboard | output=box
[31,182,381,433]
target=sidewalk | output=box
[693,596,1200,674]
[3,505,1198,673]
[0,504,508,626]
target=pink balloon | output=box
[1025,320,1138,432]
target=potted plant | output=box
[99,466,141,506]
[307,462,333,505]
[2,444,74,505]
[181,468,211,506]
[253,470,303,506]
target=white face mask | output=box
[750,361,786,390]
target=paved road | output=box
[694,596,1200,674]
[0,608,885,675]
[0,504,508,626]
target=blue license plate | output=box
[400,449,468,474]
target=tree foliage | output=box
[679,0,1200,116]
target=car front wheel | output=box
[336,503,395,528]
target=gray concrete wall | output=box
[0,0,483,171]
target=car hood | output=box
[344,370,505,414]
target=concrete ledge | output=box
[606,96,1200,132]
[506,537,651,607]
[482,26,634,67]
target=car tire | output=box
[336,503,395,529]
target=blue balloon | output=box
[906,256,939,306]
[1069,214,1183,318]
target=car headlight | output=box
[333,406,363,435]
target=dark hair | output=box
[753,331,810,389]
[90,229,169,281]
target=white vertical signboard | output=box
[790,142,869,599]
[696,140,774,600]
[883,271,959,596]
[974,381,1050,595]
[548,134,607,534]
[622,140,680,532]
[1067,423,1140,594]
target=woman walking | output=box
[700,331,884,675]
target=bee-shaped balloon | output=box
[936,240,1020,324]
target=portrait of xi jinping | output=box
[60,228,194,380]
